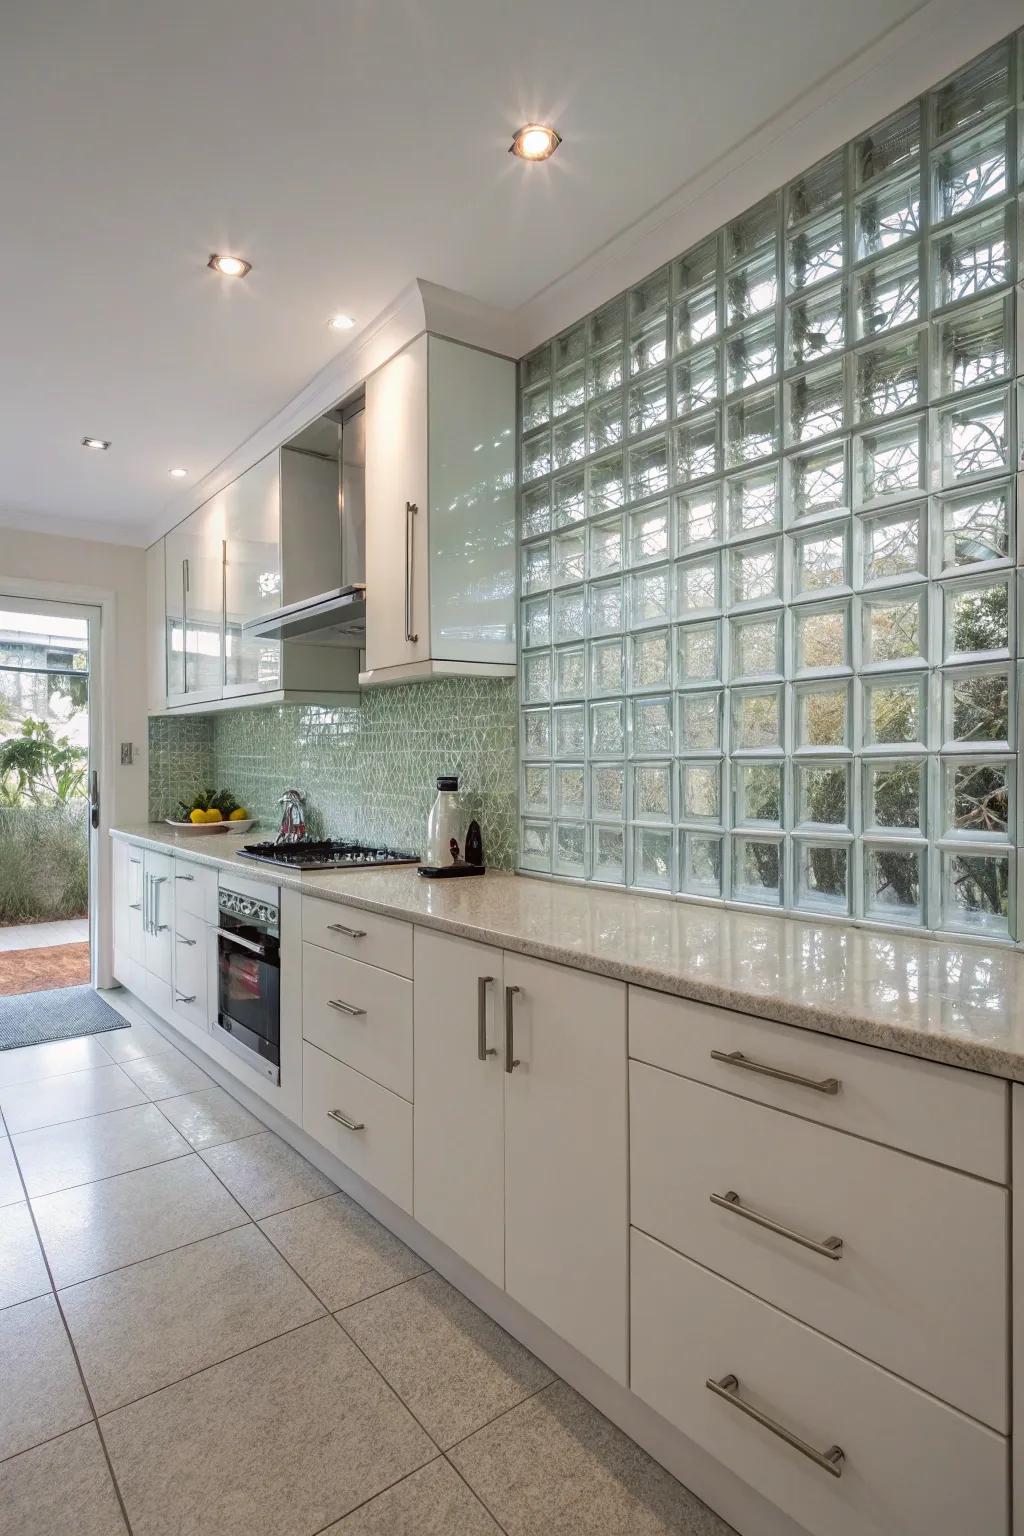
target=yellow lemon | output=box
[188,809,206,824]
[229,807,248,821]
[204,808,223,823]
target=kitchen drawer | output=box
[173,857,219,925]
[302,1042,412,1212]
[629,986,1007,1181]
[302,895,412,978]
[171,908,210,1033]
[302,943,412,1101]
[630,1061,1007,1429]
[631,1230,1007,1536]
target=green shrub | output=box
[0,802,89,924]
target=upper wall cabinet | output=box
[362,333,516,685]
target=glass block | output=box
[862,588,926,666]
[591,763,626,821]
[520,819,552,873]
[732,686,783,751]
[674,234,720,293]
[939,481,1011,568]
[676,485,722,551]
[629,312,669,375]
[678,690,723,754]
[725,467,779,542]
[786,361,847,445]
[627,373,668,437]
[589,513,625,577]
[552,468,586,527]
[552,584,586,642]
[733,837,783,905]
[522,382,551,432]
[795,601,850,671]
[522,707,551,759]
[730,538,781,607]
[522,347,551,388]
[628,436,670,502]
[731,611,782,679]
[855,415,926,505]
[726,387,778,465]
[941,850,1010,936]
[855,103,920,188]
[589,698,625,757]
[792,439,853,522]
[554,764,586,817]
[855,248,920,340]
[589,343,624,399]
[681,833,723,897]
[931,204,1013,308]
[786,149,845,227]
[632,762,672,821]
[863,676,926,748]
[590,635,624,696]
[522,764,551,816]
[865,845,923,923]
[674,345,721,416]
[552,413,585,470]
[931,120,1007,225]
[727,195,779,263]
[631,266,671,322]
[943,758,1010,838]
[552,364,585,419]
[554,644,586,700]
[522,649,552,705]
[865,759,924,831]
[521,482,551,539]
[725,316,778,394]
[588,450,625,513]
[676,620,721,686]
[794,523,849,595]
[937,387,1009,485]
[554,323,586,372]
[629,627,672,691]
[551,529,585,586]
[553,703,586,758]
[786,280,846,366]
[786,210,844,292]
[854,331,923,421]
[796,842,849,912]
[630,565,672,627]
[672,412,721,484]
[945,665,1010,746]
[632,826,673,891]
[797,682,850,748]
[734,761,783,826]
[554,822,587,879]
[932,44,1010,139]
[681,761,721,821]
[521,540,551,594]
[631,695,673,756]
[521,429,551,482]
[673,285,719,352]
[932,294,1011,396]
[629,504,670,567]
[854,174,920,261]
[943,575,1010,660]
[589,576,624,636]
[521,594,551,650]
[592,824,625,883]
[590,298,626,352]
[726,251,778,325]
[587,392,624,453]
[860,503,926,584]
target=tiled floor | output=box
[0,1018,734,1536]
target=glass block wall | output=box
[517,31,1024,941]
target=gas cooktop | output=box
[236,839,420,872]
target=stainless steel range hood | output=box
[247,584,365,645]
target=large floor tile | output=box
[0,1035,113,1089]
[156,1085,262,1149]
[323,1458,501,1535]
[96,1021,179,1063]
[449,1381,735,1536]
[201,1130,336,1218]
[0,1064,145,1135]
[62,1224,325,1413]
[119,1051,212,1101]
[260,1190,428,1310]
[0,1136,22,1206]
[0,1294,91,1461]
[32,1153,247,1288]
[339,1273,554,1449]
[13,1103,190,1198]
[0,1201,51,1310]
[0,1424,127,1536]
[102,1317,435,1536]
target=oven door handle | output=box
[218,928,270,959]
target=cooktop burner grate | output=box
[237,839,420,871]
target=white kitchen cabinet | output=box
[223,450,282,698]
[362,333,516,684]
[142,849,174,986]
[112,837,144,973]
[171,907,210,1032]
[145,540,166,715]
[163,501,223,707]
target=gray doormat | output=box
[0,986,129,1051]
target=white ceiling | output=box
[0,0,930,541]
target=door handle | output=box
[327,1107,365,1132]
[504,984,521,1073]
[89,769,100,831]
[477,976,496,1060]
[404,501,418,643]
[706,1375,844,1477]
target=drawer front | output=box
[173,858,218,925]
[302,1042,412,1213]
[302,895,412,978]
[631,1231,1007,1536]
[172,909,210,1032]
[629,986,1007,1181]
[302,943,413,1101]
[630,1062,1007,1429]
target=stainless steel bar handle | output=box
[218,929,268,958]
[504,985,521,1073]
[328,998,367,1017]
[327,1108,365,1132]
[710,1049,839,1096]
[706,1375,844,1478]
[327,923,367,939]
[128,902,142,912]
[175,874,195,882]
[174,992,197,1005]
[151,876,169,931]
[176,935,197,947]
[404,501,418,643]
[143,874,151,936]
[181,559,189,696]
[710,1190,843,1260]
[477,976,496,1060]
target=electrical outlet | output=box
[120,742,134,765]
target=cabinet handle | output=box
[710,1190,843,1260]
[710,1049,839,1096]
[327,1107,365,1132]
[174,992,197,1005]
[706,1374,844,1478]
[128,902,142,912]
[327,997,366,1017]
[404,501,418,643]
[151,875,169,934]
[477,976,496,1060]
[176,935,197,947]
[504,984,521,1073]
[327,922,367,939]
[181,559,189,696]
[175,874,195,882]
[143,873,151,935]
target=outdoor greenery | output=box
[0,718,88,805]
[0,801,89,923]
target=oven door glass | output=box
[217,932,280,1066]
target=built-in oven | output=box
[214,885,280,1084]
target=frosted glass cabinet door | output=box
[163,522,187,705]
[145,539,167,712]
[183,499,225,702]
[223,451,282,698]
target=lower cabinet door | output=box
[302,1042,412,1213]
[503,952,628,1385]
[143,851,173,983]
[172,909,209,1032]
[631,1230,1008,1536]
[413,929,505,1288]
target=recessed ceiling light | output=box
[509,124,561,161]
[328,313,356,331]
[81,437,111,451]
[207,253,251,278]
[169,467,188,478]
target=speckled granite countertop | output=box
[112,824,1024,1080]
